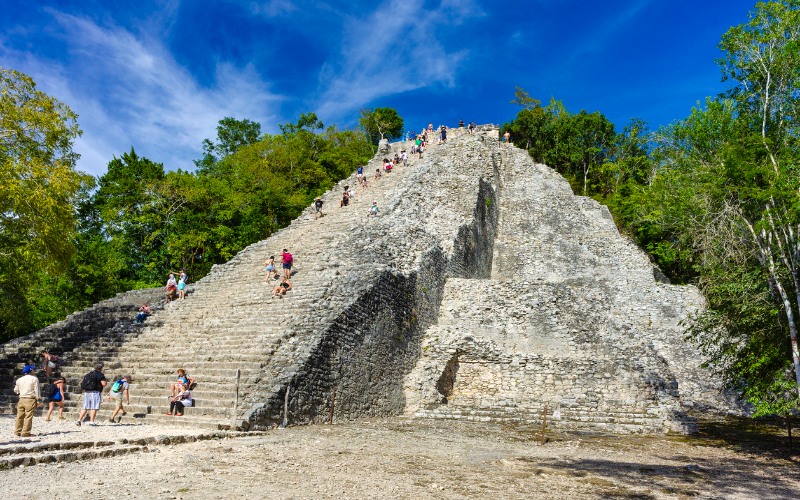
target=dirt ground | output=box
[1,417,799,499]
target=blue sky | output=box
[2,0,754,176]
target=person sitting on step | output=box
[169,368,195,398]
[166,383,192,416]
[135,302,152,324]
[165,273,177,302]
[273,277,292,297]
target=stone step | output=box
[414,406,668,431]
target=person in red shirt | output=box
[281,249,293,279]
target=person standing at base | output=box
[14,365,40,437]
[107,374,131,423]
[45,376,66,421]
[76,362,106,426]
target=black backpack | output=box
[80,371,99,392]
[43,383,57,398]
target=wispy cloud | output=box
[249,0,298,17]
[315,0,483,120]
[562,0,654,66]
[1,10,282,176]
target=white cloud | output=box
[1,11,282,177]
[314,0,483,120]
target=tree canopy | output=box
[358,107,404,144]
[0,68,91,339]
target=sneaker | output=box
[88,422,97,426]
[75,420,82,426]
[109,418,115,423]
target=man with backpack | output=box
[76,362,106,426]
[106,374,131,423]
[281,249,293,280]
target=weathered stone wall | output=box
[245,170,500,428]
[403,141,741,434]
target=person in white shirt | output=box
[167,384,192,416]
[14,365,40,437]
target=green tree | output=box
[711,0,800,403]
[510,86,542,111]
[624,1,800,421]
[90,149,168,285]
[194,117,263,174]
[506,89,549,152]
[0,68,91,339]
[358,107,404,145]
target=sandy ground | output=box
[1,415,799,499]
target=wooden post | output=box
[329,386,336,424]
[232,368,240,427]
[540,404,548,445]
[282,383,290,428]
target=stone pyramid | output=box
[0,127,738,432]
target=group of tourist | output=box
[265,249,294,298]
[164,269,188,302]
[12,361,196,437]
[127,270,189,326]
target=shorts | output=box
[82,392,101,410]
[266,265,274,271]
[109,396,124,410]
[282,262,292,270]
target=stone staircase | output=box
[0,288,165,414]
[1,127,501,430]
